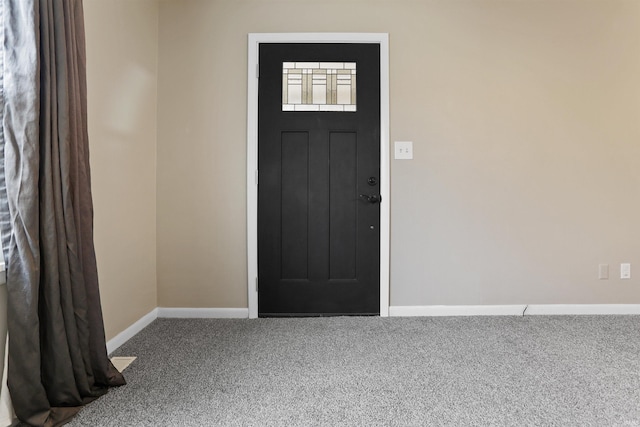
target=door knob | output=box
[359,194,381,204]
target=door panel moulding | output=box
[247,33,390,319]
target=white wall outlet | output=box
[394,141,413,160]
[621,263,631,279]
[598,264,609,280]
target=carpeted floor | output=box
[68,316,640,426]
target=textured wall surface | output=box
[85,0,159,339]
[156,0,640,308]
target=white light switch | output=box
[394,141,413,160]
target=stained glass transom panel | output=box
[282,62,356,112]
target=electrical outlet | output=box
[621,263,631,279]
[598,264,609,280]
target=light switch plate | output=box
[394,141,413,160]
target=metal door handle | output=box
[359,194,381,204]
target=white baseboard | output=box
[105,304,640,356]
[106,308,158,354]
[390,305,527,317]
[105,307,249,354]
[390,304,640,317]
[525,304,640,315]
[157,307,249,319]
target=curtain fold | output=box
[0,1,125,426]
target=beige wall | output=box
[85,0,159,339]
[156,0,640,308]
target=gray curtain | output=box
[0,1,125,426]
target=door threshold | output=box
[259,312,380,318]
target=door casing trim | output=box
[247,33,390,318]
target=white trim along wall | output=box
[246,33,391,319]
[389,305,640,317]
[106,305,640,354]
[106,308,250,354]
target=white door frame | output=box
[247,33,390,318]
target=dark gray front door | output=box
[258,43,380,316]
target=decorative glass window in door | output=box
[282,62,356,112]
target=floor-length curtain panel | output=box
[0,1,125,426]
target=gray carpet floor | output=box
[68,316,640,426]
